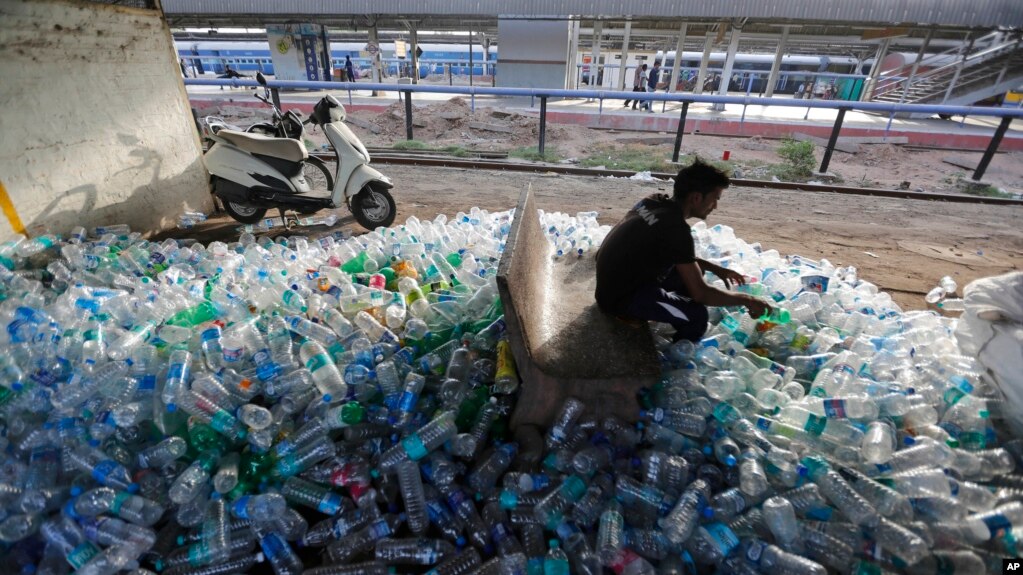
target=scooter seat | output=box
[217,129,308,162]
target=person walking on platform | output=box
[624,64,648,110]
[345,56,356,83]
[645,61,661,112]
[595,159,771,342]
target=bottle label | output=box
[66,542,100,569]
[306,352,331,373]
[397,390,418,412]
[201,327,221,342]
[210,410,235,433]
[402,434,429,461]
[91,460,119,484]
[822,399,847,418]
[804,414,827,436]
[491,522,511,543]
[138,375,156,391]
[367,518,393,539]
[982,513,1011,538]
[110,491,131,515]
[259,533,287,559]
[703,523,739,556]
[222,345,243,363]
[745,540,766,563]
[318,492,343,515]
[188,541,210,566]
[233,496,251,519]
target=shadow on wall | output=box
[23,133,210,237]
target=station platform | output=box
[187,83,1023,152]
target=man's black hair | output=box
[673,157,730,201]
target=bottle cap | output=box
[702,507,715,519]
[127,483,140,494]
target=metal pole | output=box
[819,107,848,173]
[404,91,414,141]
[539,96,548,155]
[410,27,419,85]
[943,33,974,104]
[672,102,690,162]
[973,116,1012,181]
[469,27,474,87]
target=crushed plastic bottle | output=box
[0,210,1018,575]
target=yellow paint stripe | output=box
[0,181,26,236]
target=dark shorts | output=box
[623,269,709,342]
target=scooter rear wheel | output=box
[298,157,334,215]
[351,185,396,230]
[224,201,267,224]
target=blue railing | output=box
[184,78,1023,181]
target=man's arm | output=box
[695,258,746,289]
[677,262,770,318]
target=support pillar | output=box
[410,27,419,84]
[567,19,581,89]
[764,25,789,98]
[590,20,603,87]
[669,22,688,93]
[469,26,474,87]
[860,38,890,101]
[714,24,741,111]
[694,34,714,95]
[617,20,632,92]
[368,25,383,96]
[320,25,332,81]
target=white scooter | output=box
[203,75,396,230]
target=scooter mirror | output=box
[256,71,267,86]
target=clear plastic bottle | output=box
[272,434,336,478]
[392,372,427,428]
[327,514,405,563]
[543,539,570,575]
[282,476,345,515]
[546,398,585,449]
[72,488,164,526]
[761,496,802,552]
[378,411,458,472]
[230,493,287,522]
[799,457,880,528]
[739,538,826,575]
[253,522,303,575]
[426,546,481,575]
[375,537,454,565]
[68,445,137,492]
[596,500,624,565]
[41,516,100,569]
[396,459,429,535]
[468,443,518,496]
[137,436,187,469]
[299,340,348,401]
[861,421,895,464]
[660,479,712,545]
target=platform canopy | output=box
[162,0,1022,29]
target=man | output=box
[345,56,356,83]
[595,159,771,342]
[623,64,647,110]
[645,62,661,112]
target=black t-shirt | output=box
[595,194,696,314]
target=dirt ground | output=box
[218,97,1023,195]
[180,164,1023,313]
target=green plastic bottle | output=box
[340,251,370,274]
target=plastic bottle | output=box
[543,539,570,575]
[299,340,348,401]
[282,476,345,515]
[327,514,405,563]
[596,500,625,565]
[375,538,454,565]
[253,522,303,575]
[396,459,429,535]
[378,411,458,472]
[660,479,712,545]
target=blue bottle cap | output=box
[455,536,466,548]
[127,483,140,494]
[166,403,177,413]
[322,394,332,403]
[70,486,83,497]
[702,507,715,519]
[903,436,916,446]
[724,455,737,467]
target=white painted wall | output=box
[0,0,211,241]
[496,18,570,90]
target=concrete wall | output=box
[0,0,211,242]
[496,18,570,90]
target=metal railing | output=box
[185,77,1023,182]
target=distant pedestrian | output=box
[179,59,189,78]
[645,62,661,112]
[623,64,648,110]
[796,82,805,99]
[345,56,355,83]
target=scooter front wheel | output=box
[351,185,396,230]
[224,201,267,224]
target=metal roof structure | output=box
[161,0,1023,29]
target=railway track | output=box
[310,152,1023,206]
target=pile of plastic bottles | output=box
[0,207,1019,575]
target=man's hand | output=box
[744,297,772,320]
[715,267,746,290]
